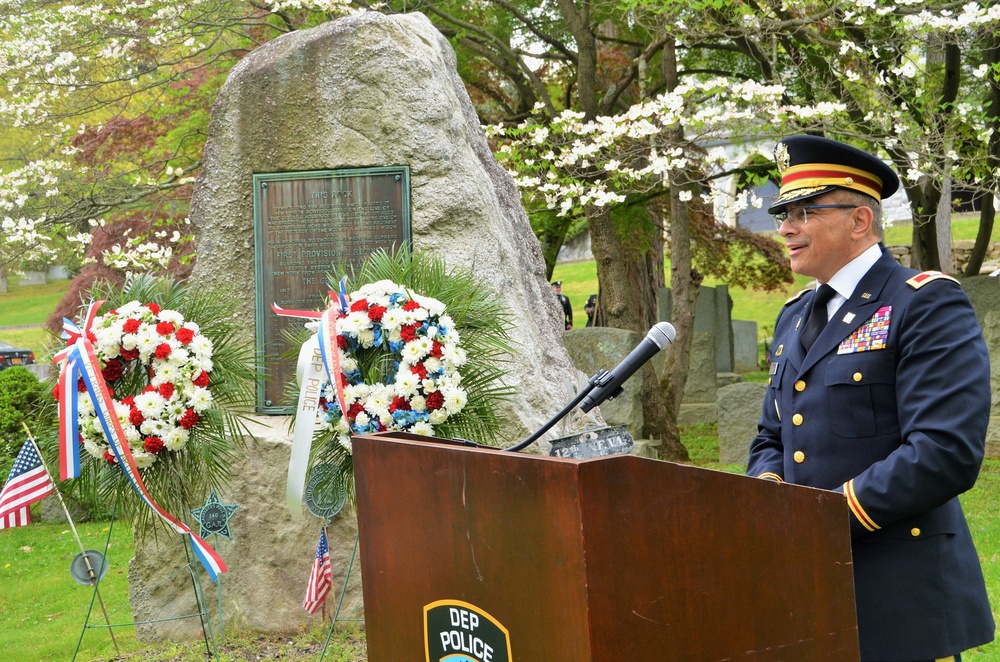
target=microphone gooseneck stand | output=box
[504,369,619,453]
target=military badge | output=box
[838,306,891,354]
[774,141,790,174]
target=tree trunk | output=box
[650,35,694,462]
[966,34,1000,277]
[909,179,943,271]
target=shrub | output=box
[0,367,54,476]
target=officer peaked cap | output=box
[769,135,900,214]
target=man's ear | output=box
[851,205,875,239]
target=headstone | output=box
[984,311,1000,459]
[714,285,734,373]
[563,328,649,438]
[717,381,767,465]
[133,11,581,640]
[660,285,721,425]
[732,320,759,373]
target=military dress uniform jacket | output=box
[746,248,994,661]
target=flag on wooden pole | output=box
[0,440,54,530]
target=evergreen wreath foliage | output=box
[312,246,516,498]
[49,274,259,532]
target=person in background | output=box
[584,294,600,327]
[551,281,572,330]
[746,134,994,662]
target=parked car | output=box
[0,341,35,370]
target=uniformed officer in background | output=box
[551,281,572,330]
[746,135,994,662]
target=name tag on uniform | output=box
[769,361,778,375]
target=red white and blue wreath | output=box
[319,280,467,447]
[59,300,214,470]
[275,279,469,519]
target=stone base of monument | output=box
[128,417,363,642]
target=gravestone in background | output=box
[130,11,581,640]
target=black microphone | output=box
[578,322,676,413]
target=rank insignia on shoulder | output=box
[784,287,813,306]
[907,271,959,289]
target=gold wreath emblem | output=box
[774,142,790,174]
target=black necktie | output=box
[800,284,836,352]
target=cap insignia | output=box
[775,142,790,174]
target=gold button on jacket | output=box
[793,451,805,463]
[911,528,921,537]
[792,413,803,426]
[853,372,863,382]
[794,380,806,392]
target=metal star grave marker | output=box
[191,488,240,541]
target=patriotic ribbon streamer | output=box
[273,291,349,520]
[53,302,227,582]
[53,300,103,481]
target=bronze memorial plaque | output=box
[253,167,411,413]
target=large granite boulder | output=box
[188,10,576,443]
[132,11,579,640]
[129,418,364,642]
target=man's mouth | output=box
[787,243,807,256]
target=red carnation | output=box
[156,321,176,336]
[430,340,444,359]
[318,396,328,408]
[350,299,369,312]
[104,451,117,465]
[347,402,365,422]
[122,395,135,406]
[411,363,428,380]
[400,324,419,343]
[402,300,421,312]
[101,358,123,382]
[175,327,195,344]
[154,343,172,360]
[337,335,348,350]
[180,408,200,429]
[52,384,60,401]
[143,385,156,394]
[367,304,387,322]
[77,378,87,393]
[425,390,444,411]
[121,347,140,361]
[78,433,84,446]
[192,370,209,388]
[145,302,161,315]
[129,408,145,427]
[389,396,411,413]
[158,382,175,399]
[143,437,164,454]
[123,318,142,334]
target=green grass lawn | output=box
[0,277,71,328]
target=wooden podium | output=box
[352,432,859,661]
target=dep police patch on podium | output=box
[424,600,511,662]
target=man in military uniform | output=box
[746,135,994,662]
[552,281,572,330]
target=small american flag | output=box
[303,527,332,614]
[0,441,54,530]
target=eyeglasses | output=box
[773,204,858,230]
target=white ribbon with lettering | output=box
[287,325,325,520]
